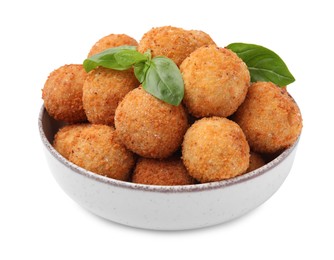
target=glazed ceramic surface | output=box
[39,106,299,230]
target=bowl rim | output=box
[38,105,299,193]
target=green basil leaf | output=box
[114,49,148,68]
[83,45,143,72]
[142,57,184,106]
[226,43,295,87]
[134,61,151,83]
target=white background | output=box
[1,0,333,259]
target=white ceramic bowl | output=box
[39,106,300,230]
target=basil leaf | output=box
[114,49,148,67]
[142,57,184,106]
[226,43,295,87]
[134,61,151,83]
[83,45,144,72]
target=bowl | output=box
[39,106,300,230]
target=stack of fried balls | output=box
[42,26,303,186]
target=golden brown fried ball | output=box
[83,67,139,125]
[87,34,138,57]
[246,152,266,173]
[115,87,189,159]
[42,64,87,123]
[53,124,91,159]
[233,81,303,153]
[182,117,250,183]
[180,45,250,118]
[188,30,216,48]
[138,26,198,67]
[132,157,196,186]
[68,124,135,181]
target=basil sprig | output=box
[227,43,295,87]
[83,46,184,106]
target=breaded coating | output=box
[42,64,87,123]
[83,67,139,125]
[53,124,91,159]
[68,124,135,181]
[138,26,198,66]
[233,82,303,153]
[246,152,266,173]
[180,45,250,118]
[182,117,250,183]
[115,87,189,159]
[188,30,216,48]
[87,34,138,57]
[132,157,196,186]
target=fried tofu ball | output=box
[83,67,139,125]
[68,124,135,181]
[87,34,138,57]
[53,124,91,159]
[138,26,198,67]
[42,64,87,123]
[246,152,266,173]
[180,45,250,118]
[233,82,303,153]
[132,157,196,186]
[188,30,216,48]
[182,117,250,183]
[115,87,188,159]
